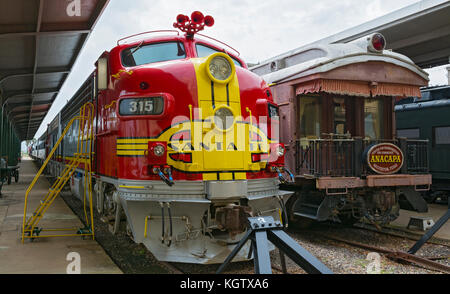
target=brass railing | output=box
[296,137,429,177]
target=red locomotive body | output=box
[41,13,291,263]
[95,34,281,182]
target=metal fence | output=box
[296,137,429,177]
[404,139,429,174]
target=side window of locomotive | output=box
[268,104,279,119]
[196,44,242,67]
[121,42,186,67]
[119,97,164,116]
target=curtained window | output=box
[333,97,346,135]
[364,98,384,139]
[299,95,321,138]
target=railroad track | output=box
[316,232,450,274]
[289,221,450,274]
[354,222,450,247]
[59,182,450,274]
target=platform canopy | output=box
[254,0,450,71]
[0,0,109,141]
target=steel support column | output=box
[216,216,333,274]
[408,198,450,254]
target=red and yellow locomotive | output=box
[41,12,290,263]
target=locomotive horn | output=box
[191,11,204,24]
[176,14,188,24]
[204,15,215,27]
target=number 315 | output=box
[129,100,153,113]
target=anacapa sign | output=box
[367,143,403,174]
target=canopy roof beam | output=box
[26,0,44,140]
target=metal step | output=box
[293,198,332,222]
[299,203,320,209]
[293,212,319,220]
[21,102,95,243]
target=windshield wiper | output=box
[177,42,185,56]
[127,40,144,56]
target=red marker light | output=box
[251,153,269,163]
[371,33,385,51]
[191,11,204,24]
[204,15,215,27]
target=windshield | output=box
[196,44,242,67]
[121,41,186,67]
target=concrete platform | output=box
[0,157,122,274]
[390,204,450,241]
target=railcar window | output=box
[64,120,79,158]
[121,42,186,67]
[434,126,450,145]
[196,44,242,67]
[333,97,347,135]
[420,91,431,101]
[299,95,321,138]
[397,128,420,139]
[364,99,384,140]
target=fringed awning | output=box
[295,79,422,98]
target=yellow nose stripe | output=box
[191,57,250,180]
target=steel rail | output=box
[321,234,450,274]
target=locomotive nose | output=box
[186,53,257,180]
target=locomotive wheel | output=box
[7,175,11,185]
[14,172,19,183]
[103,187,117,218]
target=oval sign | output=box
[367,143,403,174]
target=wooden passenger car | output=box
[252,33,431,225]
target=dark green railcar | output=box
[0,109,21,194]
[395,85,450,203]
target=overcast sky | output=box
[30,0,449,140]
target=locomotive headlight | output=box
[209,57,231,80]
[276,145,285,157]
[153,144,165,157]
[214,107,234,131]
[206,53,235,84]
